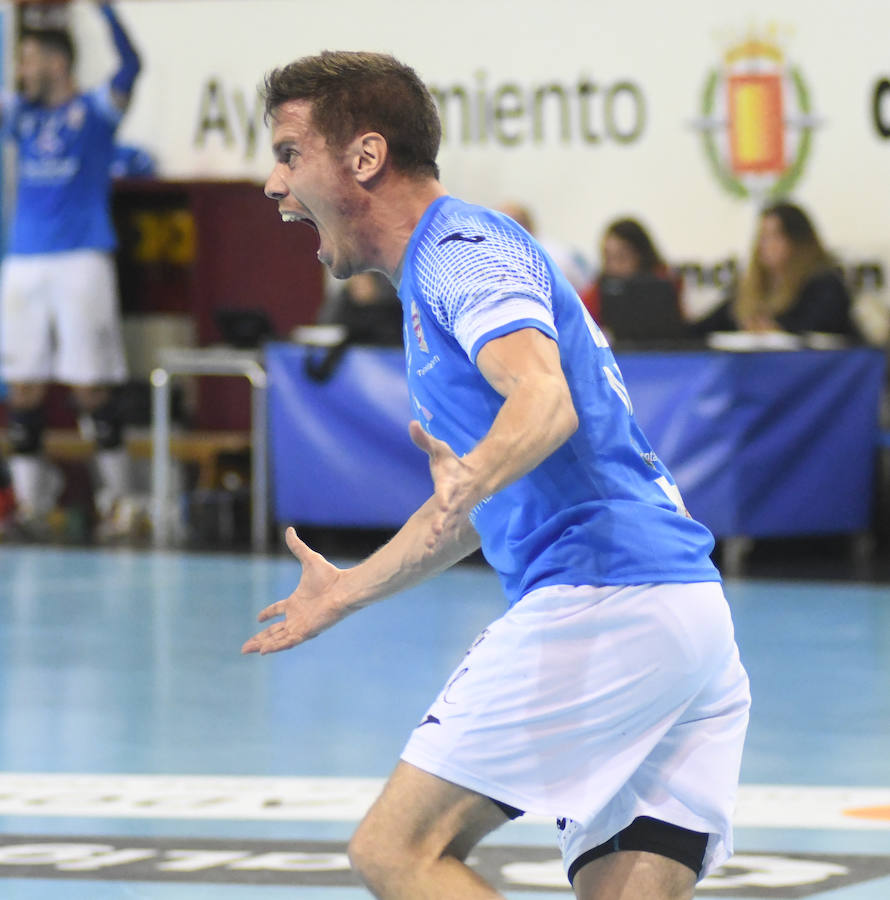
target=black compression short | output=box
[567,815,709,885]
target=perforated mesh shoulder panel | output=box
[411,212,554,338]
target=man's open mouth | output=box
[280,211,318,233]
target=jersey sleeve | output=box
[413,219,558,362]
[89,82,125,129]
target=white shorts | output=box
[401,581,750,881]
[0,250,127,385]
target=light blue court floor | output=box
[0,545,888,898]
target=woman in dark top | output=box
[694,202,859,338]
[581,217,682,322]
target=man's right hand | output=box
[241,527,350,655]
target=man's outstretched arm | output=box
[241,326,577,656]
[241,496,481,655]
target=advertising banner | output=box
[57,0,889,297]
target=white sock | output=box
[93,449,131,515]
[9,455,62,517]
[9,455,42,515]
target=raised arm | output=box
[99,3,140,111]
[241,327,577,656]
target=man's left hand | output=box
[409,421,478,552]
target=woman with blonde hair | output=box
[698,202,858,337]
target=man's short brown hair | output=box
[263,50,441,180]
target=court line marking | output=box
[0,836,886,895]
[0,775,888,829]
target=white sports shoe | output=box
[94,492,151,543]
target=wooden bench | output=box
[0,428,251,491]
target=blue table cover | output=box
[266,344,885,538]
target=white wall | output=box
[65,0,890,284]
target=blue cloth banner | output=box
[266,344,885,537]
[266,345,430,527]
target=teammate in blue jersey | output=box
[0,3,140,539]
[243,51,750,900]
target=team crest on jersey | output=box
[410,300,429,353]
[36,118,63,155]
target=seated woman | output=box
[693,202,859,338]
[581,217,681,322]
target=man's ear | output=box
[353,132,387,183]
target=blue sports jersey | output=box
[399,196,720,607]
[1,84,122,254]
